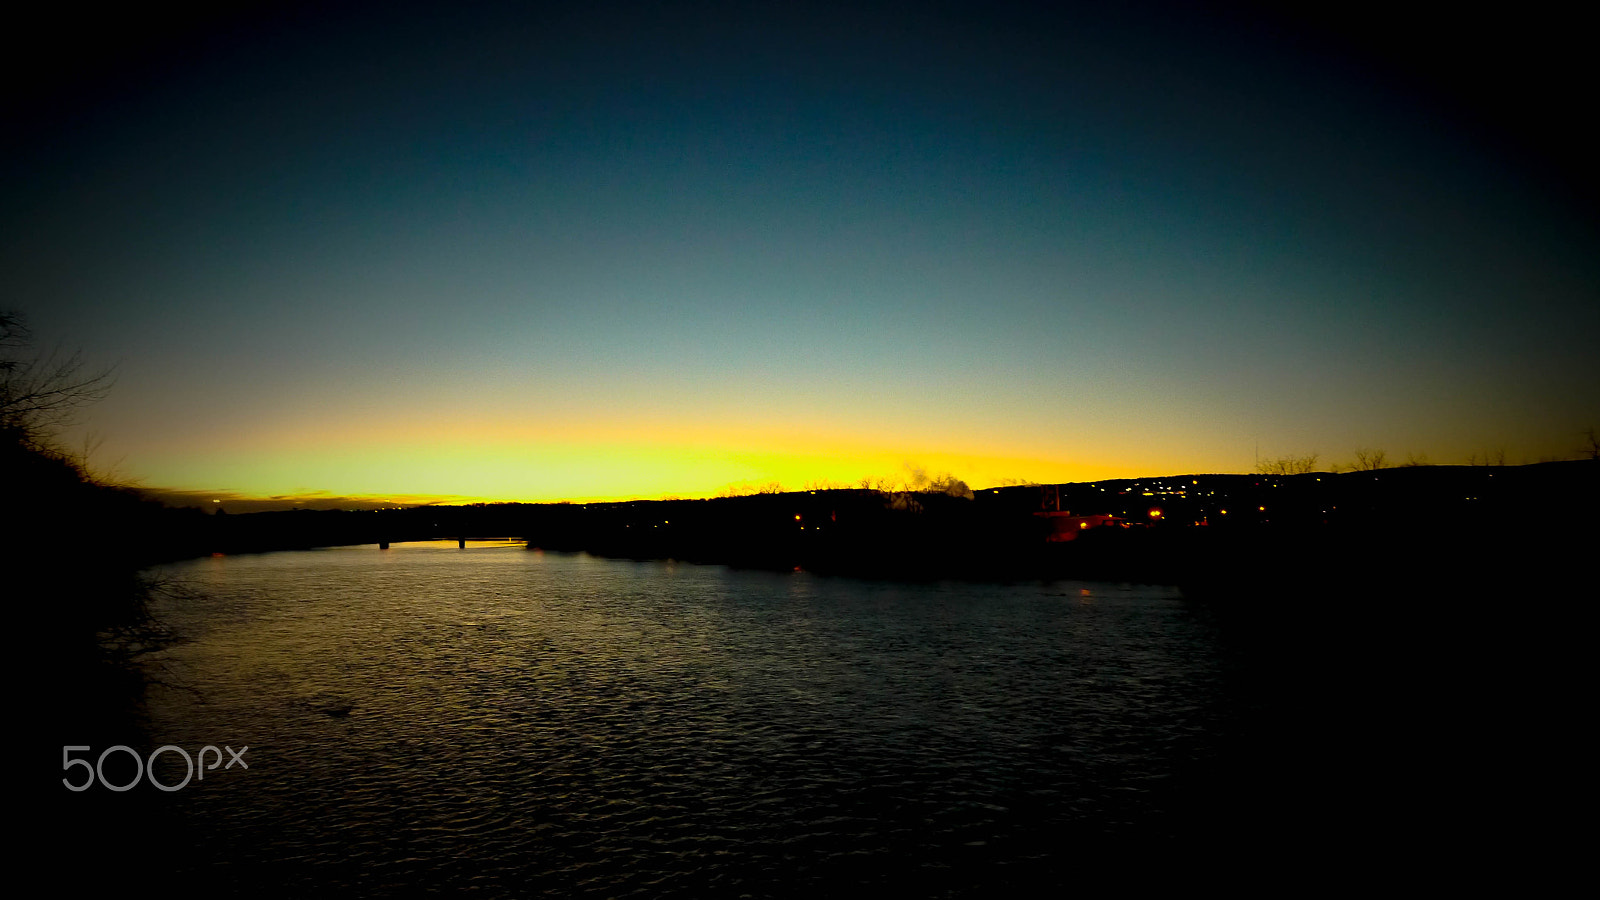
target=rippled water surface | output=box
[143,543,1257,895]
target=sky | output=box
[4,1,1596,506]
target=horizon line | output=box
[132,457,1595,512]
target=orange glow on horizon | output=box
[125,423,1188,506]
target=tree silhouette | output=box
[1255,452,1319,475]
[1351,448,1388,471]
[1,311,113,450]
[5,311,173,747]
[1469,448,1507,467]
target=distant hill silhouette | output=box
[153,459,1599,594]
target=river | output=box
[112,541,1286,894]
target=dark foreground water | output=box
[84,542,1298,894]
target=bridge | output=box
[377,536,521,549]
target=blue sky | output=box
[5,1,1595,503]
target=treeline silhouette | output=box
[4,311,176,742]
[157,459,1598,596]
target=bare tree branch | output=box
[1255,452,1319,475]
[1351,448,1388,471]
[0,311,115,449]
